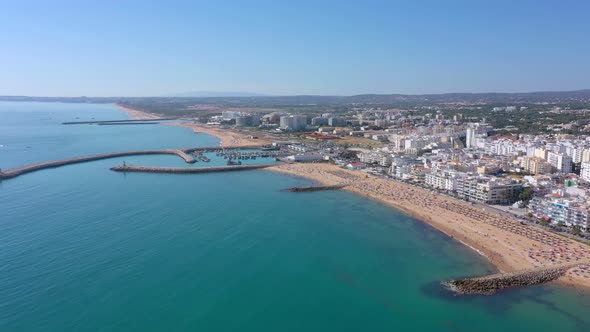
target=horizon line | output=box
[1,88,590,99]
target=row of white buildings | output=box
[424,169,521,205]
[529,190,590,230]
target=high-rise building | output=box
[520,157,552,174]
[581,162,590,181]
[547,151,573,173]
[279,115,307,130]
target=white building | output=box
[530,195,590,230]
[581,162,590,182]
[456,176,521,205]
[280,115,307,131]
[286,154,326,162]
[425,170,465,191]
[222,111,242,121]
[359,151,393,166]
[547,151,573,173]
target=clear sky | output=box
[1,0,589,96]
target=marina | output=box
[0,145,283,180]
[214,149,289,160]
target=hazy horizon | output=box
[2,87,590,99]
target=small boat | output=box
[227,159,242,166]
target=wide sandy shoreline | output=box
[116,103,590,291]
[115,103,270,147]
[115,103,162,120]
[268,163,590,291]
[167,122,272,147]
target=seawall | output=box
[110,164,274,174]
[0,149,196,180]
[62,118,177,125]
[444,264,580,295]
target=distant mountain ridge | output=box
[1,89,590,105]
[165,91,267,97]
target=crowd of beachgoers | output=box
[272,163,590,289]
[119,105,590,290]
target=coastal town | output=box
[4,1,590,330]
[3,99,590,292]
[119,102,590,290]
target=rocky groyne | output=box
[110,164,274,174]
[444,264,578,295]
[286,184,348,192]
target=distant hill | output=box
[342,89,590,104]
[166,91,267,97]
[2,89,590,106]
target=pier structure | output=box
[0,145,283,180]
[62,118,177,125]
[110,164,274,174]
[0,149,196,180]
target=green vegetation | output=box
[572,225,582,236]
[3,94,588,134]
[519,187,534,206]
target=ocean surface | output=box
[1,101,590,332]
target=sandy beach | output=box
[115,103,163,120]
[166,122,272,147]
[116,104,590,290]
[269,163,590,290]
[116,103,269,147]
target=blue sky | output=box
[1,0,589,96]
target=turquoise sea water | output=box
[1,102,590,332]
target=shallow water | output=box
[1,102,589,331]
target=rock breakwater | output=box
[444,264,579,295]
[110,164,274,174]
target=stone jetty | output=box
[97,122,160,126]
[62,118,177,125]
[286,184,348,192]
[0,145,276,180]
[110,164,274,174]
[0,149,195,180]
[444,264,579,295]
